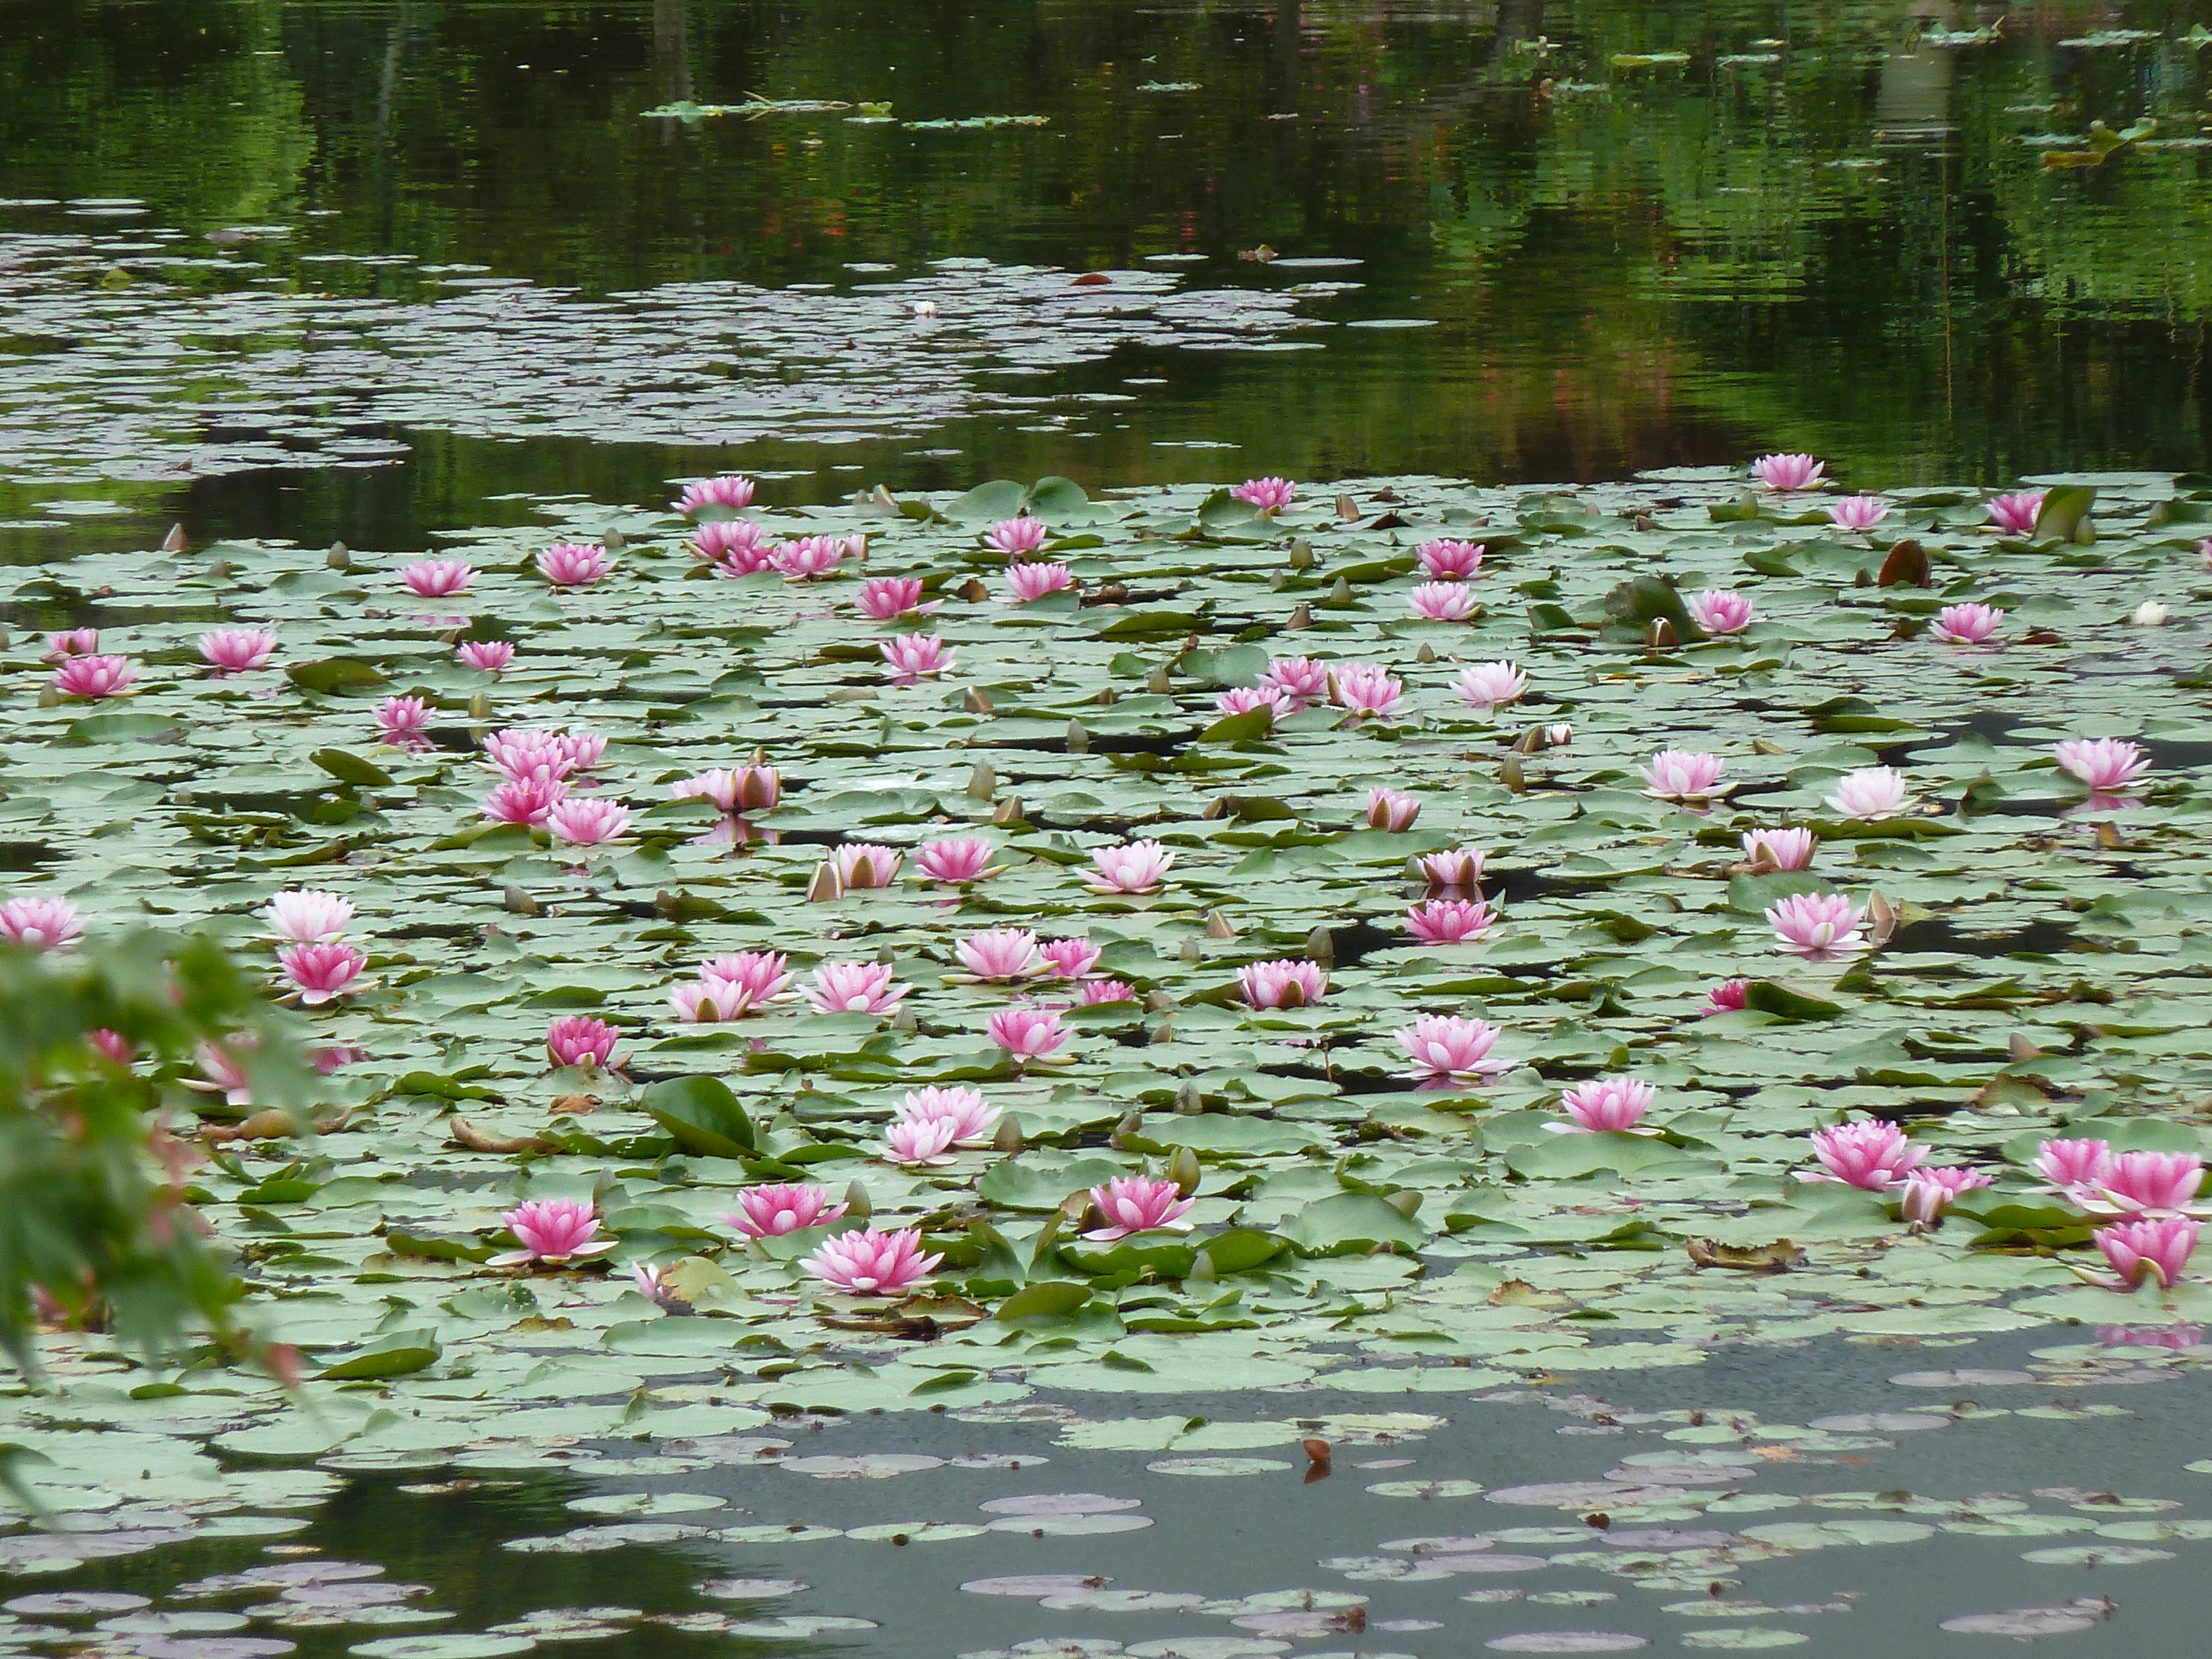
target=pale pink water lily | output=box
[672,761,779,814]
[881,632,952,680]
[1418,847,1486,888]
[695,518,775,575]
[87,1028,134,1066]
[1805,1120,1922,1190]
[1416,539,1484,580]
[481,776,567,826]
[1900,1165,1993,1227]
[2132,600,2171,627]
[1752,452,1824,492]
[1985,489,2047,536]
[1407,581,1478,622]
[190,1042,255,1108]
[489,1198,617,1268]
[1366,787,1420,831]
[987,517,1049,556]
[1395,1014,1506,1085]
[806,961,908,1016]
[955,927,1042,982]
[1687,590,1755,635]
[1766,891,1867,959]
[899,1084,1001,1145]
[916,836,997,884]
[265,889,353,943]
[1329,662,1404,719]
[1826,495,1888,532]
[2033,1138,2117,1201]
[1455,660,1527,712]
[400,559,474,597]
[53,654,137,699]
[1932,602,2002,645]
[885,1114,959,1166]
[858,576,933,620]
[457,639,514,672]
[1231,476,1296,513]
[1825,766,1910,819]
[1215,685,1292,722]
[0,897,82,952]
[1742,828,1817,870]
[1641,749,1724,801]
[199,628,277,673]
[1238,958,1328,1010]
[988,1004,1070,1062]
[773,535,849,580]
[45,628,98,660]
[375,695,431,747]
[1089,839,1175,894]
[721,1182,846,1240]
[2053,738,2149,792]
[1039,937,1103,978]
[802,1225,941,1296]
[1558,1076,1654,1133]
[278,940,366,1006]
[538,542,612,587]
[486,727,603,782]
[1406,896,1496,945]
[1702,978,1749,1015]
[546,1015,620,1069]
[1085,1175,1196,1240]
[2080,1152,2208,1220]
[2094,1217,2198,1292]
[701,950,794,1005]
[628,1262,687,1311]
[547,796,630,846]
[677,474,755,514]
[669,978,753,1023]
[833,843,903,889]
[1004,561,1073,603]
[1259,656,1331,707]
[1081,978,1135,1004]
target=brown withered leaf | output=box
[1686,1238,1806,1273]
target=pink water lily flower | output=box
[1827,495,1889,533]
[375,695,431,747]
[1641,749,1724,801]
[1767,891,1867,960]
[988,1005,1070,1063]
[538,542,612,587]
[2094,1217,2198,1292]
[1752,452,1824,492]
[88,1029,134,1066]
[1419,847,1486,888]
[669,978,753,1022]
[1702,978,1749,1015]
[1004,561,1073,603]
[1417,539,1484,580]
[200,628,277,673]
[486,727,602,782]
[956,927,1042,982]
[677,474,755,514]
[722,1182,846,1240]
[1089,839,1174,894]
[672,762,779,814]
[2054,738,2149,792]
[881,632,952,680]
[858,576,933,620]
[1986,489,2047,536]
[1932,602,2002,645]
[0,897,82,952]
[1040,937,1103,978]
[802,1225,941,1296]
[917,836,996,884]
[1806,1120,1922,1190]
[265,889,353,943]
[987,517,1049,556]
[1085,1175,1196,1241]
[457,640,514,672]
[1688,590,1755,635]
[1082,978,1134,1004]
[1559,1077,1654,1133]
[773,535,850,580]
[481,776,567,826]
[885,1114,959,1166]
[701,950,794,1005]
[490,1198,617,1269]
[2083,1152,2207,1220]
[53,654,137,699]
[2032,1138,2116,1201]
[899,1084,1001,1146]
[278,940,366,1006]
[45,628,98,660]
[1742,828,1816,870]
[806,961,907,1016]
[1825,766,1910,820]
[1455,661,1527,712]
[546,1015,620,1070]
[1259,656,1332,708]
[1215,685,1293,722]
[1395,1014,1506,1085]
[547,797,630,846]
[188,1042,255,1108]
[695,518,775,575]
[400,559,474,597]
[1330,662,1404,720]
[1232,476,1296,513]
[1900,1165,1993,1227]
[1238,958,1328,1010]
[1367,788,1420,832]
[833,843,903,889]
[1407,581,1478,622]
[1406,897,1496,945]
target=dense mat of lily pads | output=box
[7,462,2212,1468]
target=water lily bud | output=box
[603,529,625,550]
[1285,602,1313,630]
[326,542,350,570]
[205,558,232,582]
[1166,1145,1203,1194]
[966,759,995,799]
[2132,601,2170,627]
[1177,936,1201,961]
[1187,1249,1215,1281]
[990,795,1024,825]
[1109,1109,1143,1147]
[1547,723,1573,747]
[1305,925,1335,967]
[1384,1189,1422,1219]
[1204,909,1237,940]
[843,1181,872,1223]
[1146,663,1173,695]
[467,691,492,722]
[162,523,187,553]
[1065,718,1089,754]
[1328,576,1353,604]
[1500,754,1526,792]
[1646,617,1679,650]
[963,686,994,715]
[1287,540,1314,571]
[992,1116,1022,1154]
[501,885,539,916]
[1415,641,1437,664]
[1174,1080,1204,1115]
[805,860,843,903]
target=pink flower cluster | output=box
[265,887,366,1006]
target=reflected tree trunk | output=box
[655,0,695,139]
